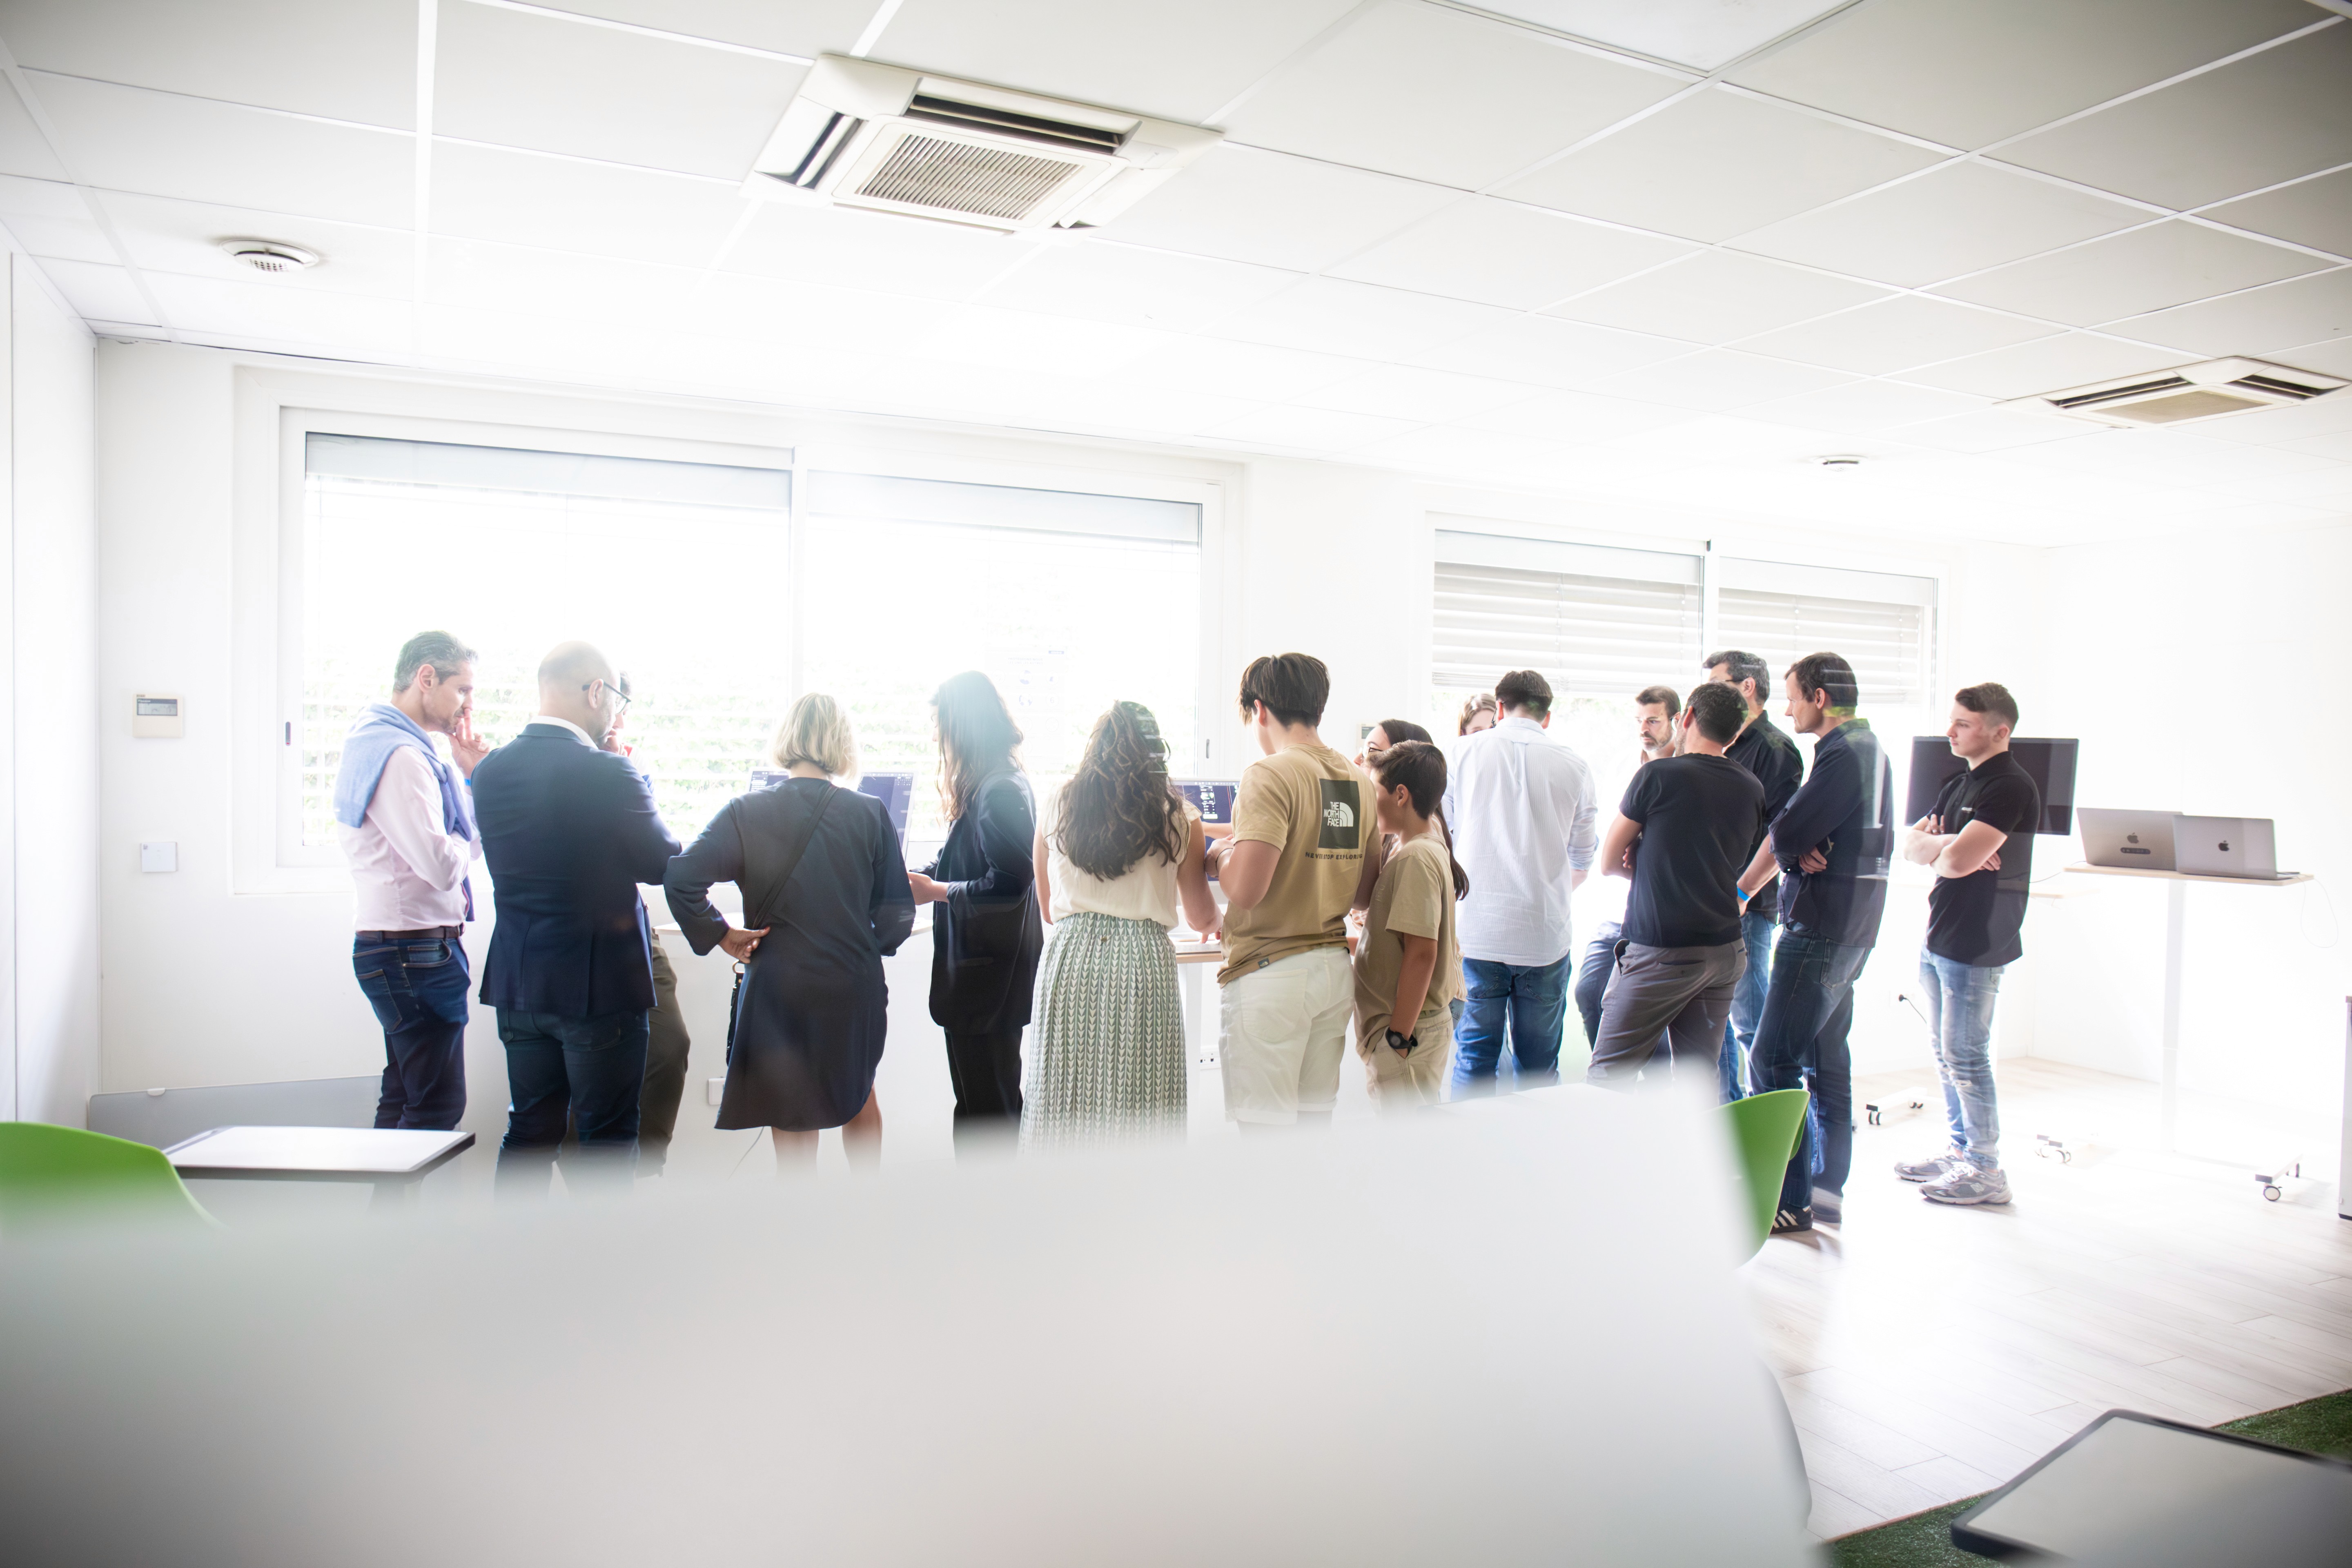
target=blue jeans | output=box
[353,933,470,1131]
[1920,950,2005,1170]
[1572,923,1620,1051]
[1453,953,1571,1096]
[1719,912,1780,1105]
[1748,931,1872,1212]
[496,1007,649,1194]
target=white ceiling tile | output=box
[1995,27,2352,211]
[2265,334,2352,380]
[1996,424,2342,483]
[875,0,1361,123]
[29,257,154,323]
[1581,348,1853,411]
[1894,332,2194,399]
[1722,0,2321,150]
[1545,249,1888,341]
[723,197,1022,299]
[2202,169,2352,259]
[921,304,1183,376]
[101,191,413,297]
[1737,294,2058,375]
[1201,404,1427,454]
[1470,1,1850,72]
[1203,276,1517,359]
[1328,198,1694,310]
[1452,390,1693,442]
[1931,220,2328,327]
[435,4,804,180]
[1116,336,1376,402]
[1034,382,1266,439]
[1740,379,1992,434]
[1890,410,2104,454]
[1497,87,1944,243]
[1610,413,1845,464]
[418,301,646,377]
[0,79,70,182]
[423,236,698,323]
[2180,467,2352,508]
[148,272,412,351]
[4,0,416,128]
[1347,426,1569,481]
[2098,266,2352,358]
[0,175,112,263]
[970,239,1300,332]
[29,74,412,227]
[666,270,963,355]
[1223,4,1684,189]
[533,0,874,56]
[1101,143,1459,273]
[1294,365,1544,423]
[1407,314,1693,387]
[1728,161,2147,288]
[432,142,742,263]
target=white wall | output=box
[94,339,2054,1111]
[6,254,98,1123]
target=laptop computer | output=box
[2078,807,2178,871]
[2173,815,2296,880]
[1176,780,1238,826]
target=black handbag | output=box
[724,785,836,1067]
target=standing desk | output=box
[1174,938,1222,1068]
[164,1126,474,1204]
[2062,865,2314,1167]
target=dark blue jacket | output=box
[472,723,682,1018]
[921,767,1042,1033]
[1769,718,1893,949]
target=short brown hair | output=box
[1495,668,1552,719]
[1237,653,1329,728]
[1954,682,2018,733]
[1685,682,1745,745]
[1786,652,1859,712]
[1635,683,1680,717]
[1456,693,1497,735]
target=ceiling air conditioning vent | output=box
[744,55,1221,233]
[2003,357,2346,428]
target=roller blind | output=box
[1432,530,1703,698]
[1714,559,1936,708]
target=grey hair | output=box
[393,631,478,694]
[1704,649,1771,698]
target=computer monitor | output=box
[1905,736,2078,836]
[1176,780,1238,826]
[747,768,915,847]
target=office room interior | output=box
[4,0,2352,1563]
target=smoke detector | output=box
[2002,356,2345,428]
[220,240,321,274]
[745,55,1221,233]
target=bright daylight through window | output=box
[299,434,793,852]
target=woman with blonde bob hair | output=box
[665,693,914,1171]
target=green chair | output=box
[0,1121,216,1235]
[1722,1089,1810,1257]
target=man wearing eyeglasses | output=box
[471,641,682,1194]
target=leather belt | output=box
[356,925,465,942]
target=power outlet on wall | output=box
[706,1077,725,1107]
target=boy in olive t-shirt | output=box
[1203,654,1377,1128]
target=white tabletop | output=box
[2064,863,2312,886]
[165,1125,474,1178]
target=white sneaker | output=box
[1922,1164,2011,1206]
[1893,1146,1965,1183]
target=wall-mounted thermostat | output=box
[133,694,183,738]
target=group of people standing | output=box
[334,628,2038,1228]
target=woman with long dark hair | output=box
[906,670,1042,1147]
[1023,702,1221,1150]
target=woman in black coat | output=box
[666,693,913,1172]
[906,670,1042,1147]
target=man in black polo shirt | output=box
[1739,651,1894,1233]
[1894,682,2039,1207]
[1586,683,1767,1089]
[1706,650,1804,1103]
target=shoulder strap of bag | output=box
[745,783,837,936]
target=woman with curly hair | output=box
[1022,701,1221,1149]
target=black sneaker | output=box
[1811,1187,1843,1226]
[1771,1205,1814,1234]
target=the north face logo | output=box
[1317,780,1361,849]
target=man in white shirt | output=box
[333,632,489,1131]
[1443,668,1598,1096]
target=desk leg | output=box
[1183,964,1214,1069]
[2339,998,2352,1222]
[2160,878,2186,1154]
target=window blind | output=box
[306,433,791,510]
[1432,530,1703,698]
[1715,568,1936,709]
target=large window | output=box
[798,472,1203,844]
[298,433,793,854]
[1713,558,1937,710]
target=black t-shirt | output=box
[1620,754,1768,949]
[1924,751,2040,968]
[1725,715,1804,924]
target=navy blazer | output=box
[1768,718,1894,949]
[921,766,1042,1033]
[472,723,682,1018]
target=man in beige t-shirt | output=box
[1203,653,1377,1128]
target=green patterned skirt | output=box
[1020,910,1187,1150]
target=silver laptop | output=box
[2078,807,2177,871]
[2173,815,2295,880]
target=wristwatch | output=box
[1385,1028,1418,1056]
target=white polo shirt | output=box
[1443,715,1599,968]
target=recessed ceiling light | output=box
[219,239,321,274]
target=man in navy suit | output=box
[471,641,682,1192]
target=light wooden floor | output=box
[1742,1058,2352,1540]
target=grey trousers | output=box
[639,931,693,1166]
[1586,939,1746,1089]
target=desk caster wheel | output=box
[1866,1104,1882,1127]
[2263,1184,2283,1202]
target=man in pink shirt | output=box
[334,632,490,1130]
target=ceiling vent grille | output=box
[2007,357,2345,428]
[745,56,1220,233]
